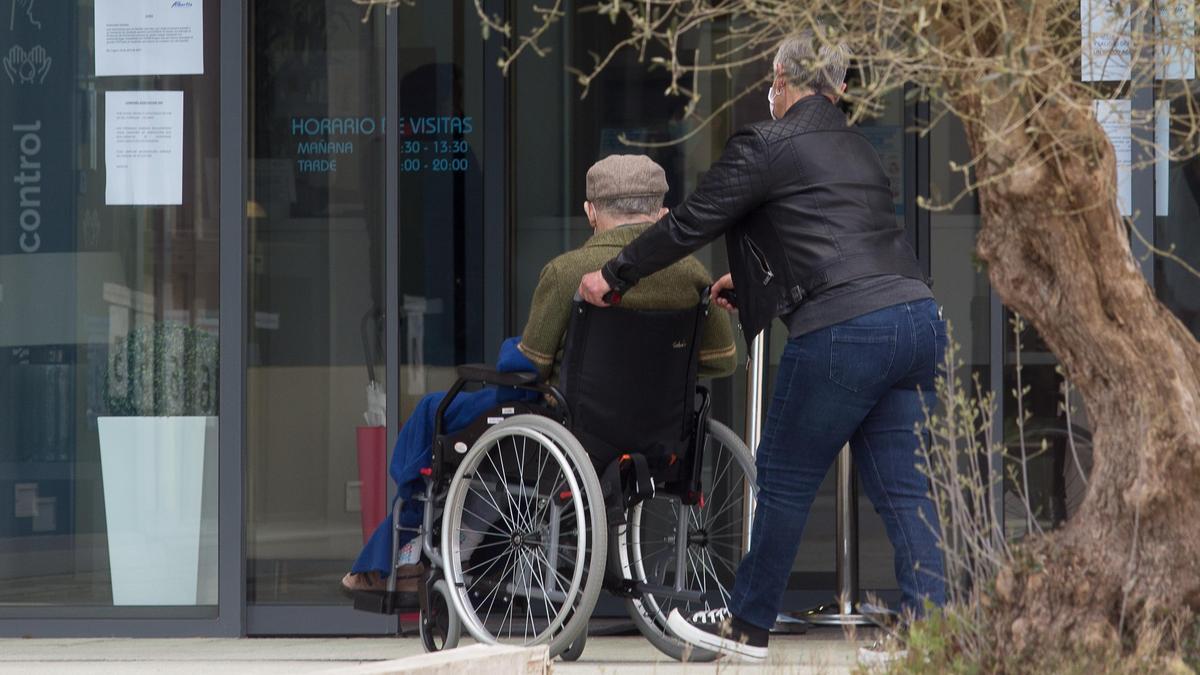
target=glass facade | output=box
[1,0,221,617]
[0,1,1193,635]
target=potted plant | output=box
[98,321,219,606]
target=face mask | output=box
[767,85,778,120]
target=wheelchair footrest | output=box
[352,589,418,615]
[633,582,705,604]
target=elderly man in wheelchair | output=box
[347,155,754,662]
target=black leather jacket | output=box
[601,94,926,342]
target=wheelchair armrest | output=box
[432,366,554,464]
[456,363,538,388]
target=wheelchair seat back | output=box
[559,294,708,470]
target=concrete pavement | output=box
[0,631,865,674]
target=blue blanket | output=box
[352,337,539,576]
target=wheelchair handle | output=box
[572,291,622,306]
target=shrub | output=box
[105,321,219,417]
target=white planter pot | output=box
[97,416,218,606]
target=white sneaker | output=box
[857,635,908,668]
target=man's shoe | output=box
[341,571,387,595]
[340,564,424,596]
[393,563,424,592]
[666,608,768,663]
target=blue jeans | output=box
[728,299,948,630]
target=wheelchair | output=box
[354,292,756,662]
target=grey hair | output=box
[774,31,850,95]
[590,194,663,217]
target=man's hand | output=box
[710,273,736,311]
[578,270,613,307]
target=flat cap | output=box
[586,154,669,202]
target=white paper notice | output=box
[95,0,204,77]
[1157,0,1196,80]
[105,91,184,206]
[1156,100,1171,216]
[1081,0,1132,82]
[1093,99,1132,216]
[13,483,37,518]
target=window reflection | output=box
[0,0,220,614]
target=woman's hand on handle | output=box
[710,273,737,312]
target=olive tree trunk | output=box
[963,96,1200,654]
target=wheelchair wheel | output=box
[419,579,462,653]
[441,415,607,659]
[561,631,586,661]
[621,419,756,662]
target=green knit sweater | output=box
[518,223,737,383]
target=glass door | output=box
[245,0,498,633]
[244,0,389,629]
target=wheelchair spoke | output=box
[491,441,524,533]
[465,546,514,592]
[460,502,506,535]
[709,547,739,582]
[703,530,746,541]
[625,535,673,570]
[510,436,536,533]
[475,548,521,627]
[502,438,524,533]
[525,474,565,529]
[701,494,745,532]
[535,552,585,624]
[523,437,551,530]
[537,551,569,633]
[627,537,672,562]
[642,506,680,527]
[524,548,556,638]
[533,440,551,497]
[701,450,734,518]
[535,548,578,597]
[516,549,556,633]
[462,544,514,578]
[686,548,707,598]
[699,548,732,607]
[472,470,518,534]
[466,479,507,521]
[456,525,501,537]
[706,508,746,534]
[518,548,534,642]
[498,567,519,640]
[522,436,540,532]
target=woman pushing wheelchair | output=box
[579,30,947,664]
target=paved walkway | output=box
[0,632,864,674]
